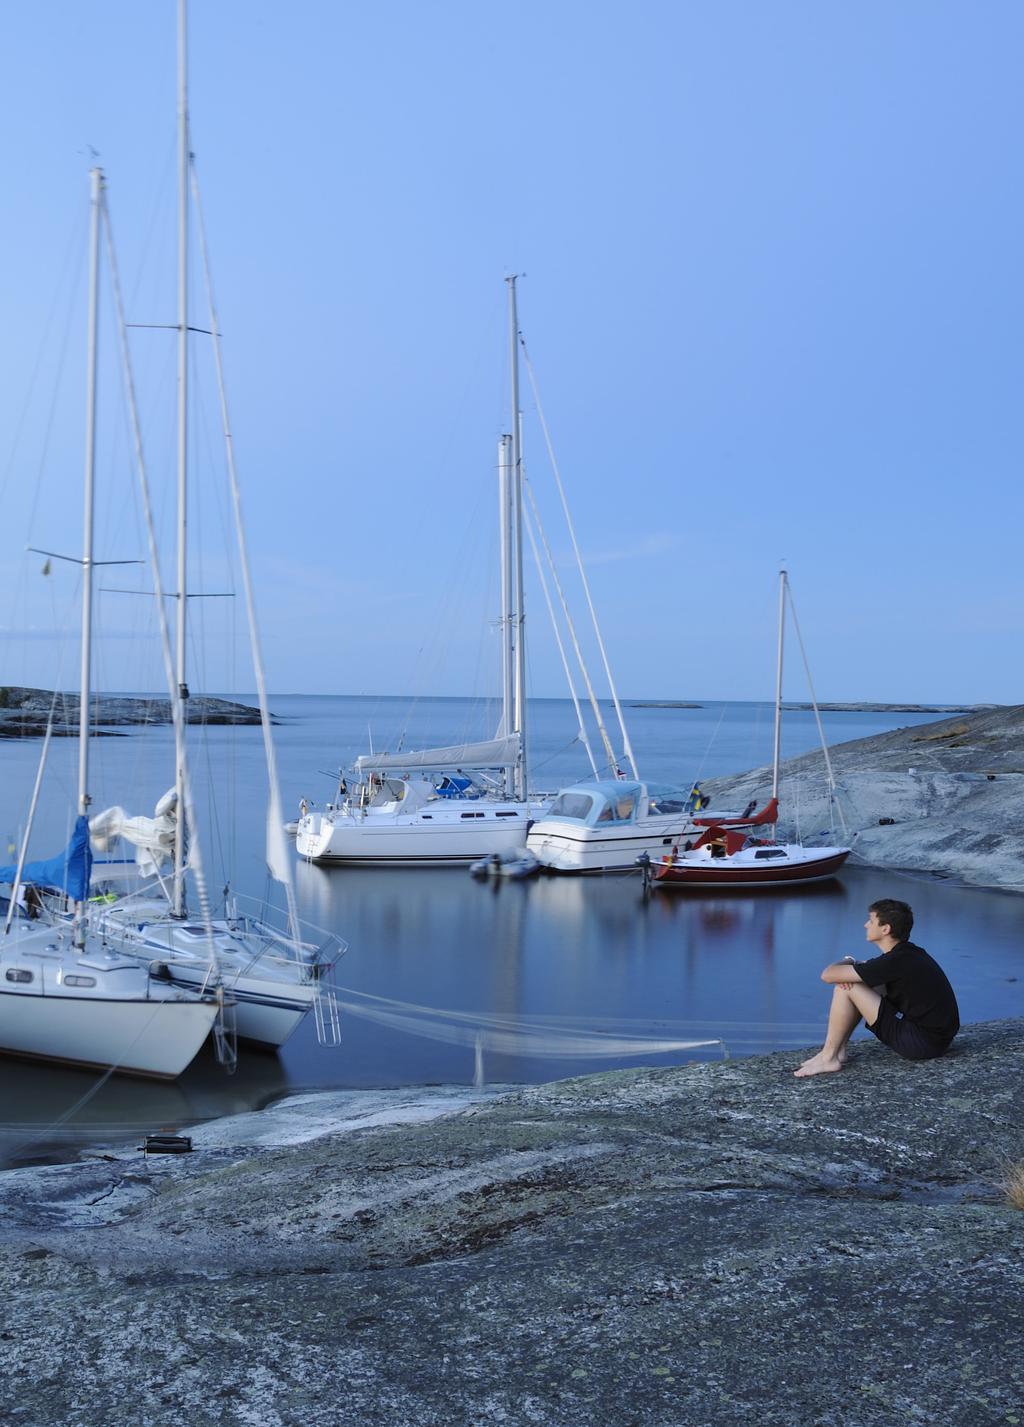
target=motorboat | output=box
[526,779,709,873]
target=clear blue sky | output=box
[1,1,1021,704]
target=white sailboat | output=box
[0,169,220,1080]
[295,276,548,867]
[63,1,345,1049]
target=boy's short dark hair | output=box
[869,898,913,942]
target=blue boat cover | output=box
[0,815,93,902]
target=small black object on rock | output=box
[138,1133,192,1156]
[878,817,896,826]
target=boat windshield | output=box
[547,791,596,822]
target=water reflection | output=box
[0,1040,289,1170]
[289,861,1024,1087]
[4,856,1022,1168]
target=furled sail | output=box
[355,734,520,775]
[88,788,177,877]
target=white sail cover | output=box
[89,788,177,877]
[355,734,520,775]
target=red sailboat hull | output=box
[653,847,850,889]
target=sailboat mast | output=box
[173,0,189,916]
[78,167,102,821]
[507,275,528,802]
[497,432,514,793]
[771,567,786,802]
[74,166,103,947]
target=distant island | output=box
[630,701,1000,714]
[781,702,1001,714]
[0,686,266,738]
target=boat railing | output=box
[225,893,349,975]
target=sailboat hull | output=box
[653,845,850,888]
[0,988,218,1079]
[84,906,326,1049]
[296,805,538,866]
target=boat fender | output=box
[150,961,172,981]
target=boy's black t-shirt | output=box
[853,940,960,1043]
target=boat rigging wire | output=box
[190,154,301,954]
[519,331,639,779]
[0,209,86,518]
[522,477,607,777]
[784,577,848,836]
[521,503,598,777]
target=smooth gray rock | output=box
[1,1020,1021,1425]
[704,704,1024,891]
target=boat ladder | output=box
[213,995,238,1073]
[314,986,342,1046]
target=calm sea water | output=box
[2,695,1021,1166]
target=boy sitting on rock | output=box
[795,897,960,1077]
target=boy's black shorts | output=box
[868,997,952,1061]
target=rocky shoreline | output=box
[0,1020,1020,1425]
[705,703,1024,892]
[0,685,266,737]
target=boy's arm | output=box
[821,956,864,985]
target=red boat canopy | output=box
[693,796,778,831]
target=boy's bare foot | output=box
[793,1052,845,1077]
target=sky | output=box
[0,1,1021,705]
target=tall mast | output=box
[497,432,514,793]
[507,275,528,802]
[75,166,103,947]
[771,567,786,803]
[173,0,189,916]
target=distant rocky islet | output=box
[0,685,265,737]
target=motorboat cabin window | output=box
[548,792,596,822]
[754,848,788,860]
[64,974,97,988]
[5,968,33,983]
[598,791,638,822]
[614,791,638,822]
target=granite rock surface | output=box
[1,1020,1021,1426]
[704,704,1024,891]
